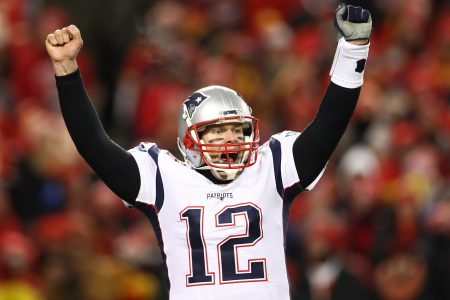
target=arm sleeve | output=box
[55,69,140,204]
[293,82,360,190]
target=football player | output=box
[45,4,372,300]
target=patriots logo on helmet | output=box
[184,92,208,118]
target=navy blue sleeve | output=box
[55,69,140,204]
[293,82,360,189]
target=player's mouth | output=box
[220,152,239,163]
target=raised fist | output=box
[334,4,372,41]
[45,25,83,75]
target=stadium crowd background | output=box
[0,0,449,299]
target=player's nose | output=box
[224,129,239,143]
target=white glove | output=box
[334,4,372,41]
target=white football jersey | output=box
[128,131,324,300]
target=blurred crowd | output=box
[0,0,449,299]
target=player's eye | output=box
[212,129,223,134]
[233,128,243,135]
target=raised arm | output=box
[293,4,372,190]
[45,25,140,203]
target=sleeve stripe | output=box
[148,145,165,212]
[269,137,304,203]
[269,138,283,198]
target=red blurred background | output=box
[0,0,449,299]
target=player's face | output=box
[200,123,246,164]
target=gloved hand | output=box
[334,3,372,41]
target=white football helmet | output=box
[177,85,260,181]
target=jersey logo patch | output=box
[355,59,366,73]
[184,92,208,117]
[207,192,234,201]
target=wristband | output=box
[329,38,370,88]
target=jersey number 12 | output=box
[180,203,267,286]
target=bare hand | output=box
[45,25,83,76]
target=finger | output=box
[46,33,58,46]
[347,5,357,22]
[67,24,82,41]
[348,6,368,23]
[362,9,370,23]
[354,7,363,22]
[61,27,71,43]
[335,4,347,21]
[54,29,64,45]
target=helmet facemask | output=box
[177,86,260,181]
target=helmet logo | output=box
[184,92,208,118]
[222,109,238,116]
